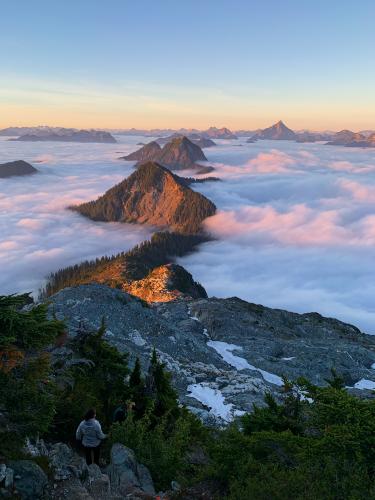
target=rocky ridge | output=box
[1,440,157,499]
[123,263,207,302]
[48,283,375,425]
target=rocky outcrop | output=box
[71,162,216,234]
[124,263,208,302]
[8,460,47,499]
[48,283,375,425]
[2,441,155,500]
[10,129,116,144]
[0,160,38,178]
[252,120,296,140]
[105,444,155,497]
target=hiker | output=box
[76,408,107,465]
[113,400,135,423]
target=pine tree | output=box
[129,357,142,387]
[145,349,179,419]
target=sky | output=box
[1,0,375,131]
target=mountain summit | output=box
[122,136,212,173]
[71,161,216,234]
[253,120,296,140]
[156,136,208,170]
[121,141,162,162]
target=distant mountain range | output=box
[7,128,117,144]
[2,123,375,147]
[326,130,375,148]
[71,161,216,234]
[121,136,213,174]
[0,160,38,178]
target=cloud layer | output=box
[179,140,375,333]
[2,136,375,333]
[0,137,151,296]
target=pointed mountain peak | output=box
[71,161,216,234]
[254,120,296,140]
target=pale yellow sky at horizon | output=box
[1,77,374,132]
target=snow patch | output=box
[281,357,296,361]
[353,378,375,390]
[207,340,283,386]
[187,383,240,422]
[371,363,375,369]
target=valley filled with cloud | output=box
[179,140,375,333]
[1,136,375,332]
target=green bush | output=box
[110,405,207,490]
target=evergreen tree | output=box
[0,294,64,456]
[129,357,142,387]
[129,357,147,419]
[145,349,179,419]
[51,319,130,440]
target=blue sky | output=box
[1,0,374,130]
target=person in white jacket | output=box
[76,408,107,465]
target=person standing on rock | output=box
[76,408,107,465]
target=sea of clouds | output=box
[0,136,152,296]
[179,139,375,334]
[1,135,375,333]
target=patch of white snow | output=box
[207,340,283,386]
[187,383,236,422]
[353,378,375,390]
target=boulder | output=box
[106,444,155,496]
[10,460,47,499]
[106,444,140,493]
[137,464,155,495]
[85,464,110,498]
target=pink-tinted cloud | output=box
[204,205,349,246]
[338,179,375,203]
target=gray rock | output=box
[10,460,47,499]
[137,464,155,495]
[106,444,140,494]
[85,464,110,498]
[49,442,75,480]
[48,284,375,423]
[105,444,155,496]
[4,467,13,489]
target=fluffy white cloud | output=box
[2,136,375,334]
[179,140,375,333]
[0,137,151,296]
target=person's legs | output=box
[93,445,101,465]
[85,446,93,465]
